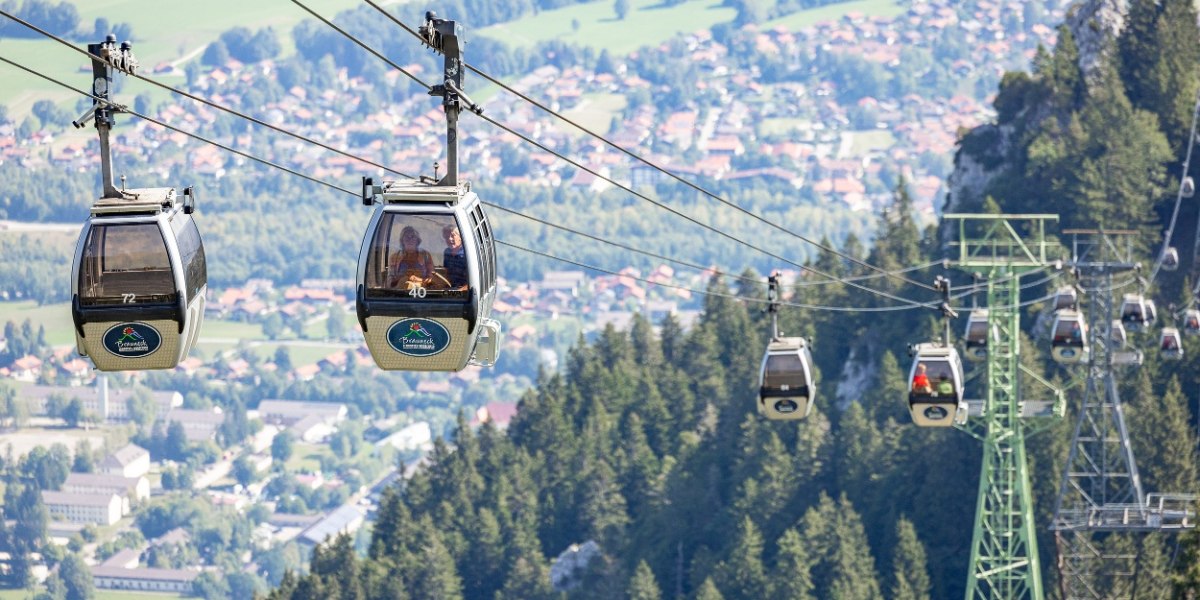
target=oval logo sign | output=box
[102,323,162,358]
[923,406,949,421]
[387,319,451,357]
[1061,348,1076,358]
[774,399,799,413]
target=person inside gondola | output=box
[1164,336,1179,351]
[1188,316,1199,330]
[390,225,435,290]
[912,363,932,395]
[442,224,468,290]
[935,374,953,397]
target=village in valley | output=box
[0,0,1076,596]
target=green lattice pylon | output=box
[945,214,1062,600]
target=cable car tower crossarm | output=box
[945,214,1062,600]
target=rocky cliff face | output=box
[941,0,1127,216]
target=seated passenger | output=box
[935,375,954,397]
[390,226,434,289]
[912,363,932,395]
[442,225,469,290]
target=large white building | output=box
[41,491,122,526]
[17,378,182,422]
[257,400,347,426]
[99,444,151,479]
[63,472,149,515]
[92,566,198,594]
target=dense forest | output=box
[262,1,1200,599]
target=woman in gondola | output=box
[390,225,435,290]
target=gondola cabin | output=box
[1161,327,1183,360]
[1050,310,1088,364]
[1184,176,1195,199]
[357,180,501,371]
[1163,247,1180,272]
[1184,309,1200,336]
[1121,294,1149,332]
[1111,320,1128,346]
[71,188,205,371]
[907,343,965,427]
[1053,287,1078,312]
[963,309,990,361]
[758,337,815,420]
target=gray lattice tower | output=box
[1051,231,1196,600]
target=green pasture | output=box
[285,443,334,473]
[250,342,343,367]
[560,92,628,137]
[0,0,349,114]
[476,0,737,54]
[764,0,906,29]
[0,301,74,346]
[847,129,896,154]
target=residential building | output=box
[41,491,122,525]
[99,444,151,479]
[257,400,347,426]
[92,566,198,594]
[63,473,149,515]
[298,505,365,547]
[163,408,225,442]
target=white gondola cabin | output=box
[1053,287,1078,312]
[1111,320,1128,346]
[758,337,815,420]
[71,188,205,371]
[1184,176,1195,199]
[963,309,990,361]
[1184,309,1200,336]
[1050,310,1089,364]
[1121,294,1149,332]
[356,180,501,371]
[1161,327,1184,360]
[1163,247,1180,272]
[907,343,965,427]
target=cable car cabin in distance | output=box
[1184,309,1200,336]
[1121,294,1150,332]
[1161,327,1184,360]
[72,188,206,371]
[1053,286,1078,312]
[357,180,501,371]
[907,343,965,427]
[963,309,989,361]
[758,337,815,420]
[1050,310,1088,364]
[1111,320,1128,345]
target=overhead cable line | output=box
[0,9,417,182]
[0,54,359,198]
[497,240,943,313]
[0,17,940,296]
[8,49,1054,317]
[291,1,936,309]
[0,50,903,313]
[359,0,938,293]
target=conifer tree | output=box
[1060,56,1171,233]
[714,516,768,599]
[1130,376,1197,493]
[1120,0,1162,108]
[1142,0,1200,153]
[891,517,931,600]
[771,528,815,600]
[410,522,464,600]
[693,577,725,600]
[627,560,663,600]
